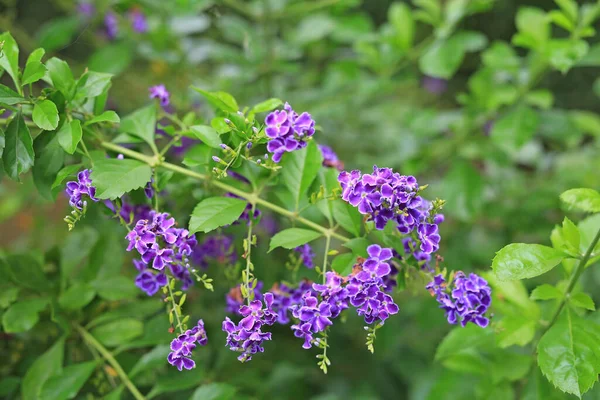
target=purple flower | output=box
[168,319,208,370]
[295,244,315,269]
[144,179,154,199]
[65,169,99,210]
[104,12,118,39]
[128,8,148,33]
[422,75,448,95]
[318,145,344,171]
[418,223,441,254]
[192,235,237,269]
[426,272,491,328]
[264,103,315,163]
[149,84,170,107]
[135,270,167,296]
[77,2,95,18]
[268,281,314,324]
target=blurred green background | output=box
[1,0,600,399]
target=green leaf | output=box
[57,120,82,154]
[189,196,248,234]
[491,105,540,150]
[58,282,96,310]
[84,111,120,126]
[4,253,47,291]
[342,237,371,257]
[74,71,112,100]
[0,32,20,88]
[86,299,162,329]
[46,58,75,99]
[2,298,48,333]
[419,36,465,79]
[191,383,237,400]
[22,338,65,400]
[0,286,19,308]
[192,88,238,112]
[3,112,34,181]
[441,161,484,221]
[571,292,595,311]
[51,164,82,190]
[268,228,322,252]
[512,7,549,50]
[492,243,566,280]
[531,284,562,300]
[39,361,97,400]
[129,345,171,378]
[435,325,495,375]
[190,125,222,148]
[90,158,152,200]
[537,308,600,397]
[147,369,204,399]
[88,43,133,75]
[22,48,47,86]
[522,368,566,400]
[389,2,414,50]
[496,315,537,348]
[0,84,25,105]
[91,319,144,347]
[332,200,362,236]
[32,100,60,131]
[280,141,324,208]
[36,16,80,53]
[60,226,99,280]
[560,188,600,213]
[92,275,138,301]
[331,253,356,276]
[120,105,157,151]
[32,130,65,200]
[251,98,283,113]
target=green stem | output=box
[244,204,256,305]
[167,278,185,334]
[76,325,146,400]
[99,141,350,242]
[543,227,600,334]
[322,234,331,284]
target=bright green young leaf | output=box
[90,158,152,200]
[92,275,138,301]
[32,100,60,131]
[51,164,82,190]
[75,71,112,100]
[46,57,75,98]
[39,361,97,400]
[492,243,566,280]
[496,315,537,348]
[331,253,356,276]
[537,308,600,397]
[22,48,47,86]
[0,32,20,88]
[513,7,549,49]
[251,98,283,113]
[120,105,157,151]
[189,196,248,233]
[268,228,322,252]
[32,130,65,200]
[419,36,465,79]
[2,298,48,333]
[22,338,65,400]
[191,383,237,400]
[332,200,362,236]
[57,120,82,154]
[570,292,595,311]
[190,125,222,148]
[280,141,323,209]
[0,84,25,105]
[84,111,120,126]
[530,284,562,300]
[3,112,34,181]
[91,319,144,347]
[58,282,96,310]
[193,87,238,112]
[491,104,539,150]
[561,217,581,253]
[389,2,414,50]
[560,188,600,213]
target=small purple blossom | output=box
[295,244,315,269]
[318,144,344,171]
[128,8,148,33]
[168,320,208,370]
[135,270,167,296]
[422,75,448,95]
[65,169,99,210]
[149,84,170,107]
[265,102,315,163]
[192,235,237,269]
[426,272,491,328]
[104,12,118,39]
[77,2,95,18]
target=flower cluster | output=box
[125,211,197,292]
[318,144,344,171]
[426,272,491,328]
[338,166,442,254]
[222,295,277,362]
[66,169,99,210]
[265,103,315,163]
[149,84,170,107]
[295,244,315,269]
[192,235,237,269]
[226,282,264,314]
[168,320,208,371]
[269,281,314,324]
[134,259,167,296]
